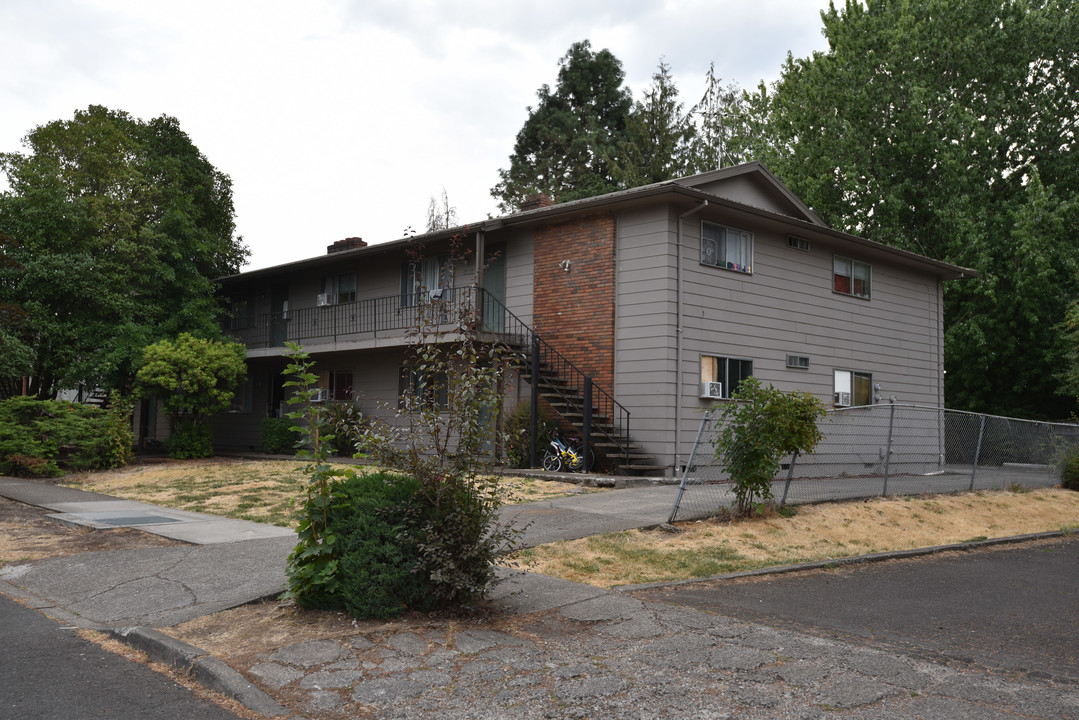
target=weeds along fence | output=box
[668,403,1079,523]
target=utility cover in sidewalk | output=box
[58,511,184,528]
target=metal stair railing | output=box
[473,288,631,468]
[223,286,632,467]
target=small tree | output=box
[280,343,348,608]
[714,378,827,517]
[135,333,246,458]
[357,241,516,607]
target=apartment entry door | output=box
[482,250,506,333]
[271,284,289,346]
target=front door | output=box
[482,250,506,333]
[270,284,289,346]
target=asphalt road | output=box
[631,536,1079,682]
[0,594,242,720]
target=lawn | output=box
[65,457,602,528]
[64,459,1079,591]
[513,487,1079,588]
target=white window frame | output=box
[701,221,753,274]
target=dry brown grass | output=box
[65,458,600,528]
[514,488,1079,588]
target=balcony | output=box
[225,286,517,353]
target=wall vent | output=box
[787,236,810,252]
[786,354,811,369]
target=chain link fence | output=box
[669,404,1079,523]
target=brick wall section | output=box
[533,215,615,395]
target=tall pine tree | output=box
[491,40,633,212]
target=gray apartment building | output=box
[203,162,972,475]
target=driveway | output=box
[630,536,1079,682]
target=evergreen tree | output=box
[491,40,633,212]
[614,60,696,187]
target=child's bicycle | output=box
[541,431,595,473]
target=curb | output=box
[618,529,1072,591]
[107,626,289,718]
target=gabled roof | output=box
[220,162,974,283]
[673,161,827,226]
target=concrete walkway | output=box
[2,475,1076,719]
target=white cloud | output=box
[0,0,832,270]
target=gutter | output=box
[674,200,709,473]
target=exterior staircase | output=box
[478,290,663,476]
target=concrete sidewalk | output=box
[2,475,1076,719]
[0,477,678,629]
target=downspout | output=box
[674,200,708,473]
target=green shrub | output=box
[332,471,436,618]
[261,417,299,454]
[163,419,213,459]
[503,400,553,468]
[713,378,828,517]
[322,401,364,457]
[1062,450,1079,491]
[0,396,131,476]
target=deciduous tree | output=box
[0,105,248,399]
[135,333,247,458]
[740,0,1079,418]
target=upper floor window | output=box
[833,256,871,298]
[701,355,753,399]
[401,255,449,307]
[701,221,753,274]
[320,273,356,305]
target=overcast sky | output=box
[2,0,835,271]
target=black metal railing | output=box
[480,291,632,468]
[223,287,632,467]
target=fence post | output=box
[969,413,986,491]
[883,402,896,497]
[669,410,711,524]
[530,333,540,468]
[780,452,799,506]
[582,376,592,472]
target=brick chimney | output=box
[327,237,367,254]
[520,193,554,211]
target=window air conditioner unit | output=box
[312,388,331,402]
[316,293,332,307]
[835,392,851,406]
[700,382,723,399]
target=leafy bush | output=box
[0,396,131,476]
[713,378,828,517]
[503,400,553,468]
[261,417,299,455]
[135,333,246,459]
[284,235,518,617]
[1062,450,1079,491]
[332,471,436,618]
[164,419,213,459]
[322,401,364,457]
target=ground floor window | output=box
[701,355,753,399]
[327,370,353,401]
[398,366,448,409]
[834,369,873,406]
[228,379,253,413]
